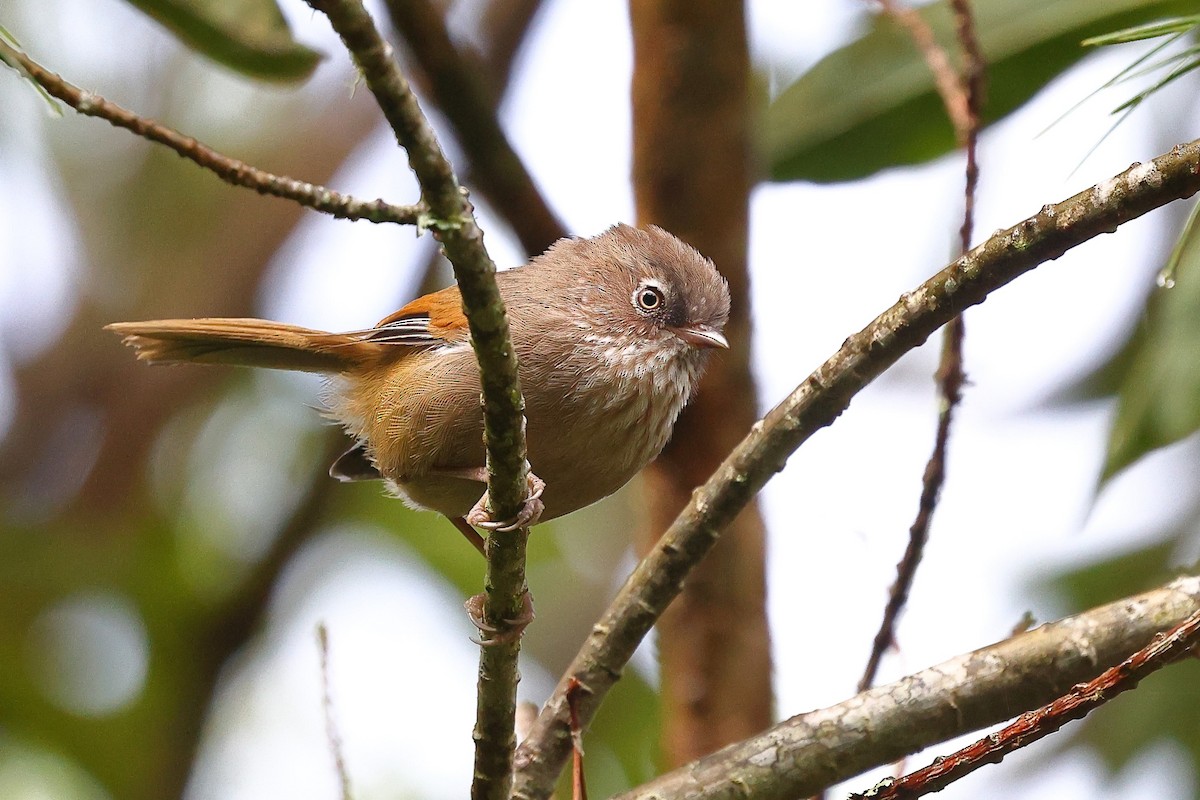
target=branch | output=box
[875,0,970,133]
[300,3,531,799]
[513,139,1200,798]
[859,0,985,693]
[615,575,1200,800]
[0,40,422,225]
[384,0,567,255]
[317,624,353,800]
[851,603,1200,800]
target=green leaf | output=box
[123,0,322,82]
[765,0,1197,183]
[1103,200,1200,481]
[1052,539,1178,612]
[0,32,63,113]
[1083,14,1200,46]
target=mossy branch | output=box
[300,2,532,798]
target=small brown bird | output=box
[108,224,730,553]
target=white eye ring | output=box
[634,283,665,312]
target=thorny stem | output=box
[615,576,1200,800]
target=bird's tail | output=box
[105,318,383,373]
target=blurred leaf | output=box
[1054,539,1177,611]
[765,0,1196,183]
[1045,322,1148,405]
[582,667,661,796]
[1103,200,1200,481]
[0,29,63,112]
[1073,658,1200,776]
[123,0,321,82]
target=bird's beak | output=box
[674,325,729,349]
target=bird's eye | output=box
[635,285,665,312]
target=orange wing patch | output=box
[374,284,468,345]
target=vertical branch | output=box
[629,0,771,767]
[300,2,532,798]
[859,0,985,693]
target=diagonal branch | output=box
[300,2,531,798]
[618,575,1200,800]
[0,40,423,225]
[513,139,1200,798]
[851,602,1200,800]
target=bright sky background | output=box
[2,1,1199,799]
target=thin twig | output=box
[384,0,567,255]
[300,3,531,800]
[875,0,970,133]
[566,678,589,800]
[859,0,985,694]
[317,624,354,800]
[850,605,1200,800]
[611,575,1200,800]
[0,40,423,225]
[513,139,1200,799]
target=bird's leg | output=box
[446,516,530,639]
[466,471,546,532]
[453,512,537,643]
[447,515,487,556]
[429,465,546,533]
[439,469,543,643]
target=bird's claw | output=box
[467,472,546,532]
[465,590,536,645]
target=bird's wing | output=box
[348,284,469,347]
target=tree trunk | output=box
[629,0,773,767]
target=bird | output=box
[107,224,730,555]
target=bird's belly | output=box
[524,383,681,520]
[388,408,663,522]
[389,474,484,519]
[341,350,694,524]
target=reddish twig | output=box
[859,0,985,695]
[875,0,970,133]
[851,607,1200,800]
[566,678,589,800]
[0,41,423,225]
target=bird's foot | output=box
[465,590,536,645]
[466,472,546,533]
